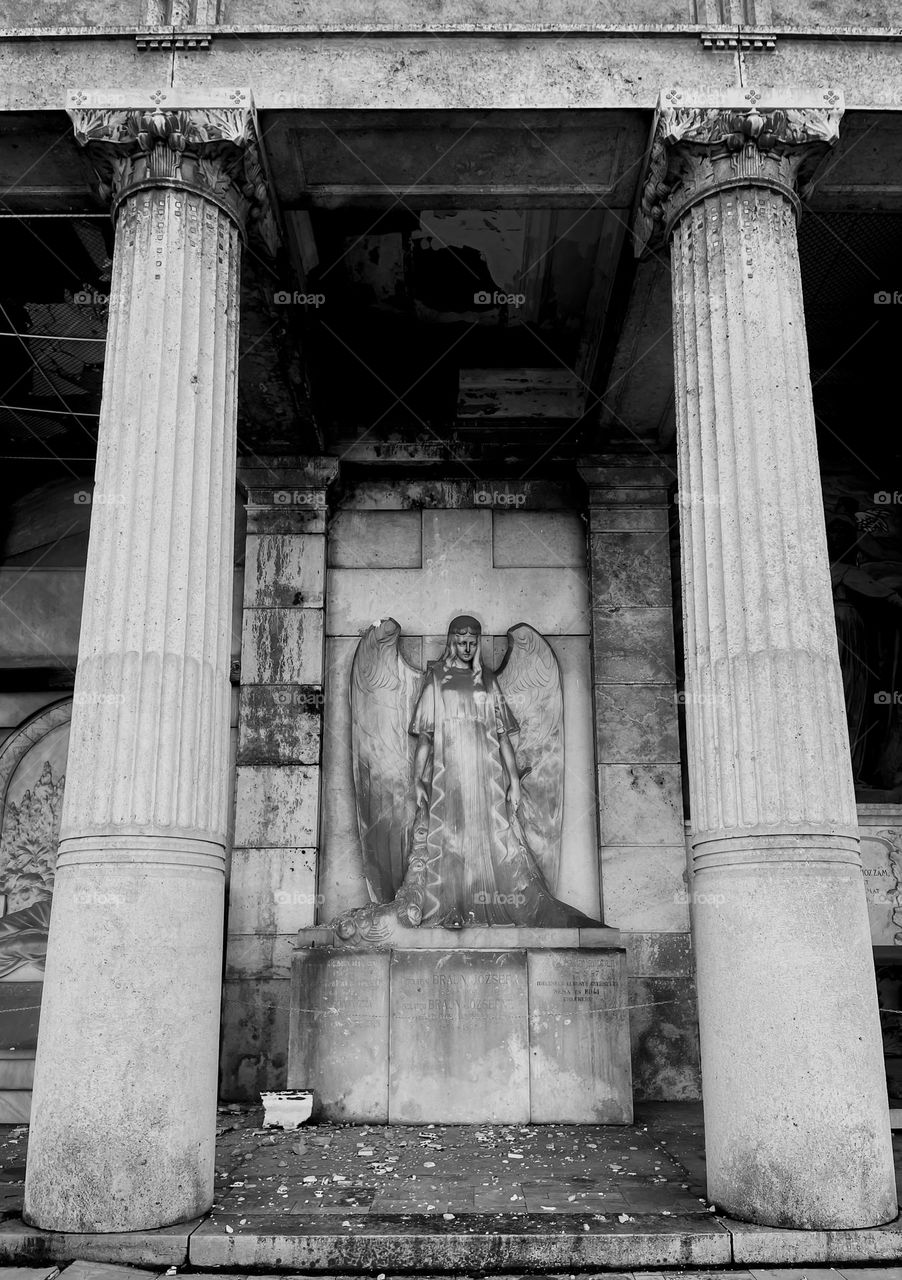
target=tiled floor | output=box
[211,1102,711,1221]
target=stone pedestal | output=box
[641,89,896,1228]
[24,97,273,1233]
[288,931,632,1124]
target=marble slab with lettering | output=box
[388,950,529,1123]
[527,949,632,1122]
[857,809,902,945]
[288,949,389,1120]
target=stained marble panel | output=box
[389,950,529,1123]
[527,949,632,1122]
[240,608,324,685]
[233,765,320,848]
[243,533,325,608]
[589,532,673,607]
[601,845,690,932]
[592,607,676,684]
[629,975,702,1101]
[595,683,679,763]
[599,764,685,846]
[289,949,390,1122]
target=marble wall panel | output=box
[592,607,676,684]
[220,977,290,1101]
[595,683,680,763]
[233,765,320,848]
[629,975,702,1101]
[389,950,529,1123]
[243,533,325,608]
[289,949,390,1122]
[228,847,319,935]
[328,510,423,568]
[492,510,586,568]
[237,685,321,765]
[601,845,690,932]
[527,949,632,1122]
[240,608,324,685]
[599,764,684,847]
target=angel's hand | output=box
[507,779,521,812]
[415,779,430,808]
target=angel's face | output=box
[450,628,479,665]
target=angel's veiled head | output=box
[443,614,483,673]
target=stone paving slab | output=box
[188,1211,733,1271]
[55,1264,160,1280]
[0,1220,201,1268]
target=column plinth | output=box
[641,89,897,1228]
[24,98,272,1233]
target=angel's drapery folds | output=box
[349,616,597,929]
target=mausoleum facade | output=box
[0,0,900,1241]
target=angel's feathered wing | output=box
[496,623,564,891]
[350,618,424,903]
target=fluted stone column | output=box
[637,89,896,1228]
[24,94,275,1233]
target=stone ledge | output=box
[0,1218,202,1267]
[296,924,623,950]
[188,1212,732,1270]
[724,1211,902,1264]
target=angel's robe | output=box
[409,661,594,927]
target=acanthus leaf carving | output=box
[68,104,279,255]
[635,97,843,257]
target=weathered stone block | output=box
[527,949,632,1122]
[225,933,296,981]
[288,949,390,1122]
[624,930,693,977]
[237,684,321,765]
[227,847,319,934]
[595,683,680,763]
[220,977,290,1102]
[329,510,423,568]
[241,608,324,684]
[589,532,673,607]
[233,765,320,847]
[243,533,325,608]
[601,845,690,931]
[629,975,701,1101]
[492,510,586,567]
[389,950,529,1123]
[600,764,685,846]
[592,607,676,683]
[588,505,670,532]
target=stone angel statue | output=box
[339,612,597,938]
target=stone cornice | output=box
[634,87,844,256]
[66,88,278,254]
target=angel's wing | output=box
[350,618,424,903]
[496,623,564,891]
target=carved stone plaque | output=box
[288,949,389,1121]
[527,949,632,1122]
[388,949,529,1123]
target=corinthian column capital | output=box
[66,88,278,253]
[634,87,843,255]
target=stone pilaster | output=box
[221,458,336,1100]
[640,88,896,1227]
[580,458,700,1100]
[24,93,273,1233]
